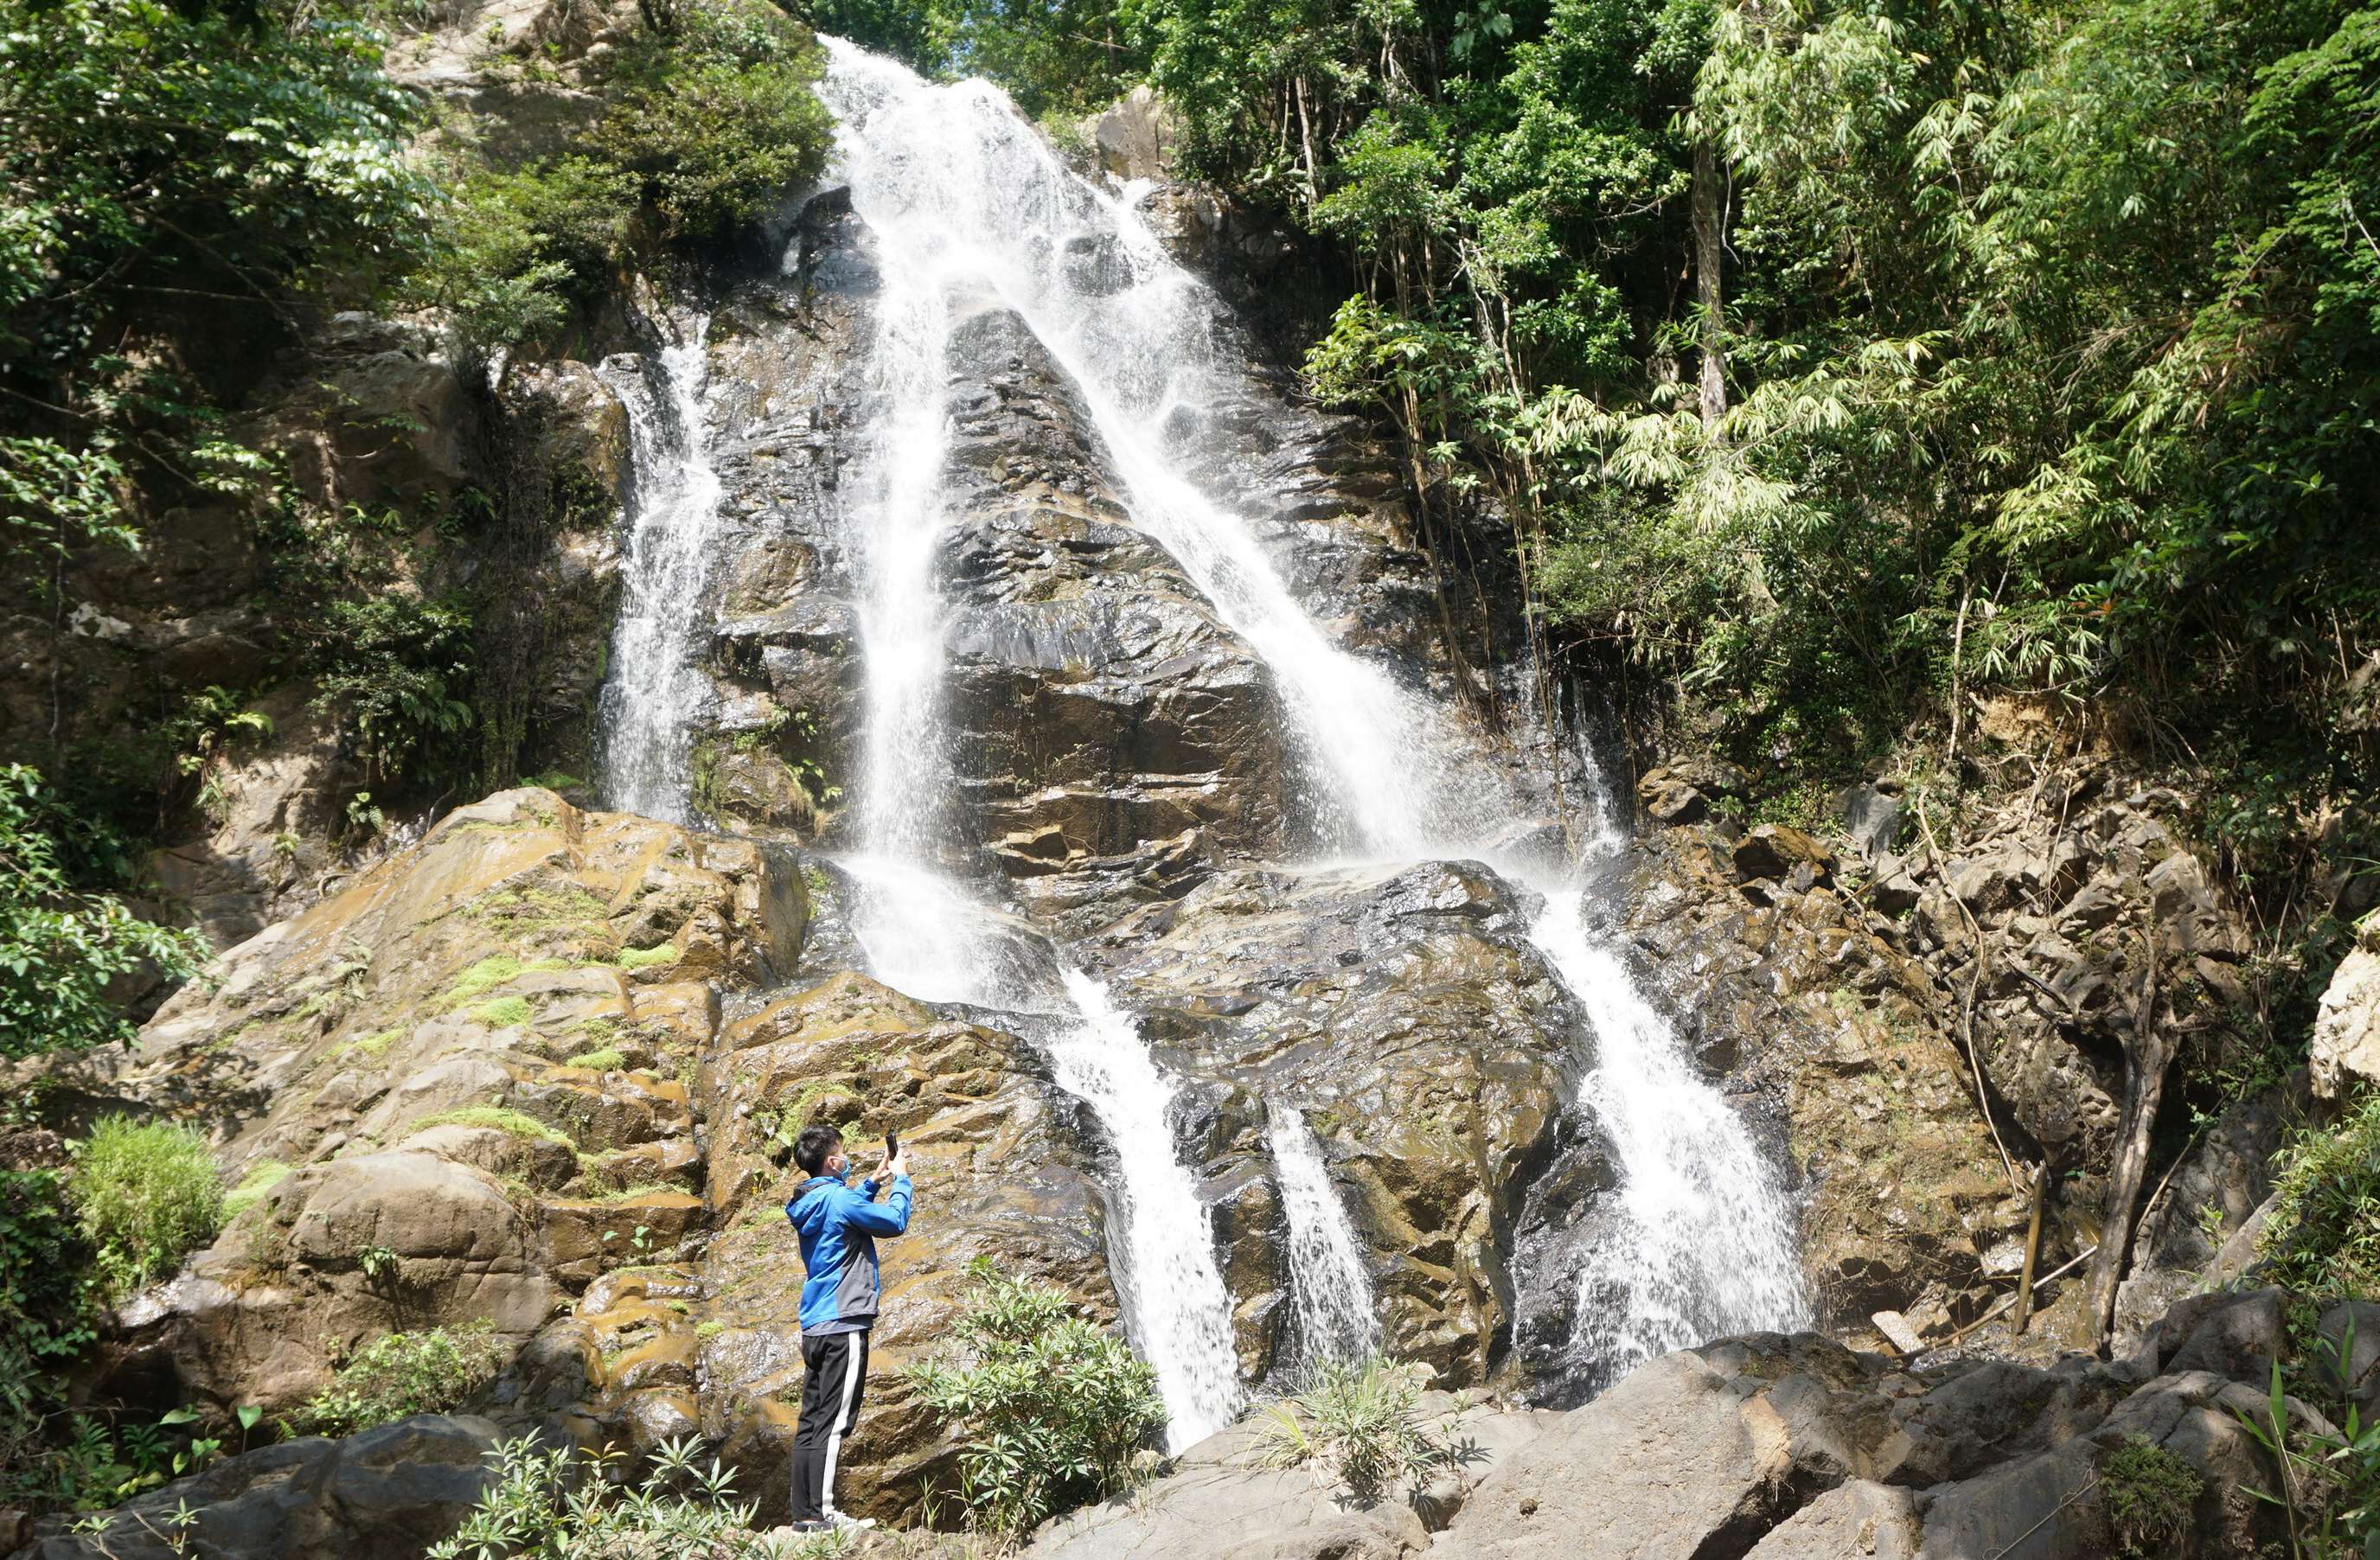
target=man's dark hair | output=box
[792,1121,842,1176]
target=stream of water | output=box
[596,325,724,824]
[1270,1103,1379,1365]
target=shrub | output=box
[1254,1356,1460,1506]
[412,0,834,369]
[301,1321,511,1435]
[0,1170,96,1474]
[0,766,207,1061]
[68,1117,224,1299]
[2259,1088,2380,1299]
[2100,1435,2203,1557]
[429,1435,774,1559]
[905,1258,1166,1536]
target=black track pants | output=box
[789,1328,870,1522]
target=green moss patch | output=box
[337,1027,406,1058]
[446,956,525,1004]
[222,1160,294,1220]
[617,942,677,971]
[414,1105,573,1148]
[564,1046,625,1071]
[474,994,534,1027]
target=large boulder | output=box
[1088,860,1597,1386]
[1031,1393,1550,1560]
[681,969,1119,1521]
[22,1415,499,1560]
[17,788,802,1421]
[2312,913,2380,1100]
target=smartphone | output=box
[885,1130,899,1160]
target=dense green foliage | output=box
[2260,1087,2380,1300]
[1110,0,2380,802]
[905,1258,1167,1535]
[0,768,206,1061]
[0,1171,97,1480]
[301,1320,513,1434]
[68,1116,225,1300]
[0,0,430,572]
[415,0,834,368]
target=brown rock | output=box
[1733,825,1833,885]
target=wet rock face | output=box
[702,189,880,823]
[1088,860,1596,1386]
[937,303,1288,873]
[700,195,1298,869]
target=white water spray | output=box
[1270,1104,1379,1365]
[597,325,726,823]
[1052,975,1245,1440]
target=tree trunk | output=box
[2086,951,2175,1346]
[1692,136,1728,430]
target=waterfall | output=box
[596,325,726,823]
[813,57,1244,1450]
[809,42,1810,1377]
[1269,1104,1378,1365]
[585,40,1805,1445]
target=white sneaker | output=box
[824,1512,877,1532]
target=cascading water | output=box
[812,56,1244,1449]
[597,325,726,823]
[809,42,1811,1378]
[1528,891,1810,1373]
[1269,1104,1379,1365]
[1051,975,1245,1438]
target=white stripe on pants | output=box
[820,1335,864,1517]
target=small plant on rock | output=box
[905,1257,1166,1537]
[1254,1356,1462,1506]
[2260,1087,2380,1300]
[2229,1321,2380,1560]
[2100,1434,2203,1557]
[67,1116,225,1300]
[301,1321,510,1435]
[427,1434,770,1559]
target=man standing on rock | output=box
[784,1121,912,1533]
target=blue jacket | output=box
[785,1169,912,1333]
